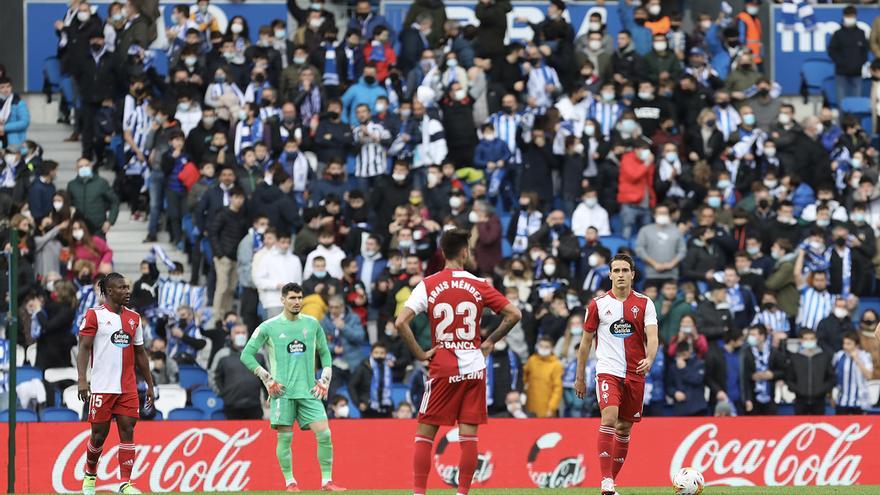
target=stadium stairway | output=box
[28,117,187,278]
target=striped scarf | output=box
[751,341,772,403]
[781,0,816,31]
[369,357,393,410]
[299,85,322,122]
[322,43,339,86]
[485,349,519,406]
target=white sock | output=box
[322,477,332,486]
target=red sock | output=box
[86,440,103,475]
[457,435,478,495]
[597,425,615,480]
[413,435,433,495]
[611,433,630,480]
[117,443,136,482]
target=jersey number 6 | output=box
[433,301,478,341]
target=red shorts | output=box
[88,392,140,423]
[596,374,645,423]
[418,369,488,426]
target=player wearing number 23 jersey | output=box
[404,268,510,425]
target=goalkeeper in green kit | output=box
[240,282,346,492]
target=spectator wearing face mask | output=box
[635,203,686,285]
[68,158,119,236]
[349,342,394,418]
[828,6,868,108]
[786,330,836,415]
[329,395,351,419]
[571,188,610,238]
[705,331,745,415]
[816,297,854,354]
[485,337,524,417]
[794,247,835,332]
[253,232,303,318]
[667,314,708,359]
[524,336,563,417]
[617,0,653,55]
[694,282,735,349]
[833,332,875,414]
[666,341,708,416]
[213,323,265,419]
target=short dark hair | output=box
[99,272,126,297]
[799,329,817,339]
[842,331,860,344]
[281,283,303,296]
[610,253,635,271]
[440,229,471,260]
[749,324,768,337]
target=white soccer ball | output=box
[672,467,704,495]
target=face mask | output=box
[809,240,824,252]
[601,91,616,102]
[233,333,248,347]
[802,340,817,350]
[742,114,756,126]
[543,263,556,276]
[468,211,480,224]
[833,307,849,319]
[853,212,866,223]
[230,23,243,34]
[707,197,722,208]
[746,335,759,347]
[843,17,857,28]
[764,147,777,158]
[178,102,191,112]
[763,179,779,190]
[373,101,388,114]
[72,229,85,241]
[529,251,542,262]
[570,325,583,336]
[620,119,637,133]
[653,41,667,52]
[584,197,598,208]
[537,347,552,357]
[202,116,217,127]
[183,56,198,67]
[655,214,670,225]
[446,58,459,69]
[637,149,651,162]
[364,75,376,85]
[717,180,732,190]
[112,12,124,22]
[648,4,662,16]
[275,29,287,39]
[583,124,596,137]
[53,200,64,212]
[292,56,307,65]
[588,253,601,267]
[314,270,327,278]
[851,157,863,169]
[391,172,407,183]
[634,18,647,26]
[238,110,248,121]
[817,219,830,228]
[589,40,602,51]
[309,18,323,29]
[453,89,467,101]
[638,91,654,100]
[778,113,792,125]
[449,196,463,209]
[573,143,585,154]
[77,11,91,22]
[400,108,412,119]
[746,5,759,16]
[664,151,678,163]
[622,91,635,101]
[589,21,603,31]
[680,326,694,334]
[336,405,350,418]
[77,167,93,178]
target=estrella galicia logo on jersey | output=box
[434,428,494,487]
[287,340,306,355]
[110,330,131,348]
[609,319,634,339]
[526,432,586,488]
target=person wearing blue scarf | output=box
[741,325,786,415]
[349,342,393,417]
[485,340,523,416]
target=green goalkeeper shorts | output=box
[269,397,328,430]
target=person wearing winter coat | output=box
[519,129,556,208]
[67,159,119,235]
[341,66,387,124]
[786,330,836,415]
[741,324,787,415]
[349,343,394,418]
[402,0,447,48]
[0,78,30,148]
[252,232,303,318]
[524,337,563,417]
[828,6,869,106]
[666,342,708,416]
[474,0,511,60]
[617,141,656,239]
[320,295,367,373]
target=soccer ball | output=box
[672,467,704,495]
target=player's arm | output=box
[132,318,155,405]
[636,301,660,375]
[76,335,95,402]
[482,303,522,356]
[575,299,599,399]
[311,322,333,400]
[240,327,285,398]
[395,280,438,362]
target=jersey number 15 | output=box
[433,301,478,341]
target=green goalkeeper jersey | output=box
[240,313,332,399]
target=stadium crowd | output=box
[2,0,880,421]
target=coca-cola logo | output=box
[526,432,586,488]
[52,427,262,493]
[670,422,871,486]
[434,428,494,487]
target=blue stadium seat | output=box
[822,76,837,108]
[857,298,880,320]
[801,59,835,97]
[153,410,164,421]
[210,410,226,420]
[177,365,208,390]
[0,409,39,423]
[167,407,206,420]
[610,214,622,236]
[192,389,224,414]
[599,235,630,256]
[391,383,409,406]
[841,96,871,116]
[15,365,43,384]
[40,407,80,422]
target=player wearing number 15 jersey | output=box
[396,229,521,495]
[574,253,658,495]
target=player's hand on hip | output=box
[255,366,286,398]
[480,340,494,357]
[420,345,441,363]
[573,377,586,399]
[78,379,90,402]
[636,358,653,375]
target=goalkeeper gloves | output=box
[311,367,332,400]
[254,366,286,398]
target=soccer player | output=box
[240,282,345,492]
[396,229,522,495]
[76,273,155,495]
[574,253,659,495]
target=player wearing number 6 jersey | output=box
[396,229,522,495]
[575,253,658,495]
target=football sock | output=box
[117,443,136,482]
[276,431,296,485]
[598,425,615,480]
[86,440,103,475]
[315,428,333,485]
[457,435,478,495]
[413,434,434,495]
[611,433,630,480]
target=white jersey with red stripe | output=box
[78,305,144,394]
[404,268,510,379]
[583,291,657,382]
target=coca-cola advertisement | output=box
[1,417,879,492]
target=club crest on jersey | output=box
[631,306,639,317]
[609,319,634,339]
[287,340,306,355]
[110,330,132,348]
[128,318,136,330]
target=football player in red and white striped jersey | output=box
[76,273,155,495]
[575,253,659,495]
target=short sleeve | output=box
[643,298,658,326]
[583,299,599,334]
[481,280,510,313]
[404,281,428,314]
[78,309,97,337]
[134,316,145,346]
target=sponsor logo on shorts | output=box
[110,330,132,348]
[609,319,634,339]
[287,340,306,354]
[448,370,484,383]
